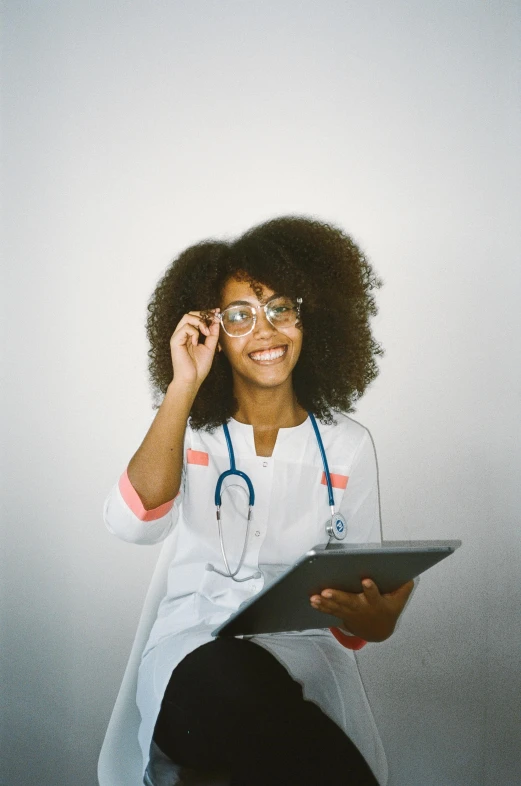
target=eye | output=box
[228,309,252,323]
[267,299,296,319]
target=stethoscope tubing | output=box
[214,425,255,507]
[207,412,346,581]
[309,412,336,518]
[210,422,257,581]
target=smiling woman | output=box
[216,279,304,423]
[145,214,384,430]
[102,215,411,786]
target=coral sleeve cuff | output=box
[329,627,368,650]
[118,469,176,522]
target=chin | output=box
[240,368,292,390]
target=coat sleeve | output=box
[329,426,382,649]
[103,429,188,546]
[102,471,183,545]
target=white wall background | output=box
[2,1,520,784]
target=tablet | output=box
[211,540,461,638]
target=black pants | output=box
[153,637,378,786]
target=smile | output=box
[248,345,288,363]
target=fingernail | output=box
[322,591,333,598]
[362,580,372,588]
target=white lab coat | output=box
[103,412,388,785]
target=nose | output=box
[252,307,277,337]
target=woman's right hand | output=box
[169,309,221,390]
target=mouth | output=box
[248,344,288,364]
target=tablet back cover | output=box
[212,540,461,637]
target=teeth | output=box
[250,347,286,361]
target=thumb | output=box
[203,329,220,355]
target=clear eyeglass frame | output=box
[216,296,302,338]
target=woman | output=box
[103,215,414,785]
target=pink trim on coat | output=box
[321,472,348,490]
[187,449,209,466]
[119,470,176,521]
[329,627,367,650]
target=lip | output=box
[248,344,288,364]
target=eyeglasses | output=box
[216,296,302,338]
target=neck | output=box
[232,379,307,429]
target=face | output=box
[217,277,303,391]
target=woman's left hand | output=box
[310,578,415,642]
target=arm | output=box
[321,427,415,641]
[314,578,415,643]
[324,428,382,648]
[102,383,194,545]
[126,380,197,510]
[103,308,220,544]
[314,427,414,645]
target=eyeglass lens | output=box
[221,297,299,336]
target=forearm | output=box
[127,380,197,509]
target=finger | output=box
[201,307,220,319]
[202,311,221,339]
[310,589,362,615]
[384,579,415,602]
[181,311,209,323]
[399,579,415,596]
[203,330,220,354]
[187,309,219,318]
[187,312,211,336]
[208,309,221,332]
[171,324,200,348]
[172,318,206,343]
[309,598,335,614]
[360,578,381,605]
[176,313,211,334]
[193,309,221,329]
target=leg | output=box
[153,637,378,785]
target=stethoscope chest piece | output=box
[326,512,347,541]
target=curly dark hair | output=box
[146,214,383,430]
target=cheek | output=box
[290,330,304,359]
[219,336,247,364]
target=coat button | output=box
[255,530,260,537]
[262,461,268,467]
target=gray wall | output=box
[2,1,520,784]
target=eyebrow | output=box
[222,294,282,310]
[222,299,254,309]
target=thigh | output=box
[153,637,378,785]
[162,636,303,709]
[153,637,301,766]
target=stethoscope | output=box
[205,412,347,582]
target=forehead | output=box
[220,276,275,306]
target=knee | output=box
[165,638,302,709]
